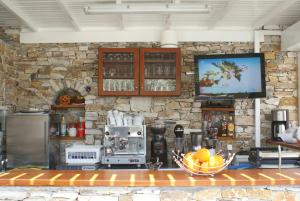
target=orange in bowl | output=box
[193,148,210,163]
[200,161,209,173]
[206,155,225,171]
[214,155,225,170]
[183,152,200,173]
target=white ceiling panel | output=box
[0,0,299,32]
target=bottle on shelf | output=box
[60,115,67,136]
[227,115,235,137]
[218,115,228,137]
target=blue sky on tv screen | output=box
[198,57,262,94]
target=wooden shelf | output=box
[51,104,85,110]
[217,136,235,141]
[144,76,176,79]
[103,60,133,63]
[103,77,133,79]
[50,136,84,141]
[201,107,235,112]
[145,60,176,63]
[266,139,300,150]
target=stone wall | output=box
[0,27,19,108]
[0,27,298,155]
[260,36,298,144]
[14,41,257,155]
[0,186,299,201]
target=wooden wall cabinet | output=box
[140,48,181,96]
[98,48,181,96]
[98,48,140,96]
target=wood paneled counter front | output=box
[0,168,299,187]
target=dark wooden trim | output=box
[51,104,85,109]
[266,139,300,150]
[201,107,235,112]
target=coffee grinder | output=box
[271,109,289,141]
[150,123,168,166]
[174,124,185,154]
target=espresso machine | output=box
[101,125,146,167]
[271,109,289,141]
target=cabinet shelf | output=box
[201,107,235,112]
[103,77,134,79]
[145,76,176,79]
[145,60,176,63]
[103,60,133,63]
[51,104,85,110]
[217,136,235,141]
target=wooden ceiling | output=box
[0,0,300,32]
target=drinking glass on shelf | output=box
[149,80,154,91]
[129,80,134,91]
[119,80,123,91]
[120,54,125,61]
[110,67,116,77]
[144,66,149,78]
[171,65,176,77]
[157,64,162,76]
[123,80,128,91]
[111,80,118,91]
[108,53,113,61]
[165,64,170,76]
[104,80,110,91]
[146,53,152,61]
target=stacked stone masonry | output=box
[0,27,298,157]
[0,186,299,201]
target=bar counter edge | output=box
[0,168,299,187]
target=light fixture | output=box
[161,29,178,48]
[84,3,210,14]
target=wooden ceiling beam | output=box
[252,0,298,29]
[208,0,238,30]
[0,0,38,32]
[165,14,172,29]
[119,15,125,30]
[56,0,81,31]
[116,0,125,30]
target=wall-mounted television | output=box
[194,53,266,99]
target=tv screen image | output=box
[194,53,266,99]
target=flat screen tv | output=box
[194,53,266,99]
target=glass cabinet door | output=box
[98,48,139,96]
[140,48,181,96]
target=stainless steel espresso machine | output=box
[101,125,146,167]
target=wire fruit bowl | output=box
[172,150,235,176]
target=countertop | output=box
[0,168,299,187]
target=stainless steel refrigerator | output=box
[6,113,49,168]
